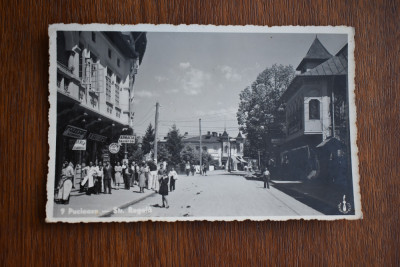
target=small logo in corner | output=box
[338,195,351,214]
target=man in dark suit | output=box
[103,162,113,194]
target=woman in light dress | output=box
[114,161,123,189]
[138,163,147,193]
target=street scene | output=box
[48,25,359,221]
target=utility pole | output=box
[154,102,159,163]
[199,118,202,172]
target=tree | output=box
[181,146,196,164]
[142,123,155,155]
[165,124,184,166]
[237,64,295,160]
[157,145,171,163]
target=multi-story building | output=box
[55,31,147,186]
[279,37,349,183]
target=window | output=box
[115,76,121,106]
[116,109,121,118]
[106,69,112,102]
[117,58,120,67]
[309,99,320,120]
[224,145,229,153]
[92,32,96,42]
[108,48,112,59]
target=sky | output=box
[132,32,347,138]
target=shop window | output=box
[309,99,320,120]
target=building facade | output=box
[55,31,147,186]
[182,131,246,170]
[279,37,350,184]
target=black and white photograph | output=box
[47,24,361,222]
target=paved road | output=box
[113,171,321,219]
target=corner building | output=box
[55,31,147,186]
[279,37,351,185]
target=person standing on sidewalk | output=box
[103,162,112,194]
[138,163,146,193]
[158,168,169,208]
[130,162,135,187]
[80,162,97,195]
[169,167,178,192]
[263,167,270,189]
[55,161,74,204]
[185,161,190,176]
[202,163,207,176]
[95,162,104,194]
[122,161,130,190]
[114,162,123,190]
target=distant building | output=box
[279,37,349,183]
[56,31,147,185]
[181,131,246,170]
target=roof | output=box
[183,135,221,144]
[281,43,348,101]
[296,37,332,70]
[299,52,347,76]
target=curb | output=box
[99,191,157,217]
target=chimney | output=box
[207,131,211,136]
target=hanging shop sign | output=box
[109,143,120,154]
[88,133,108,142]
[63,125,87,139]
[102,148,110,163]
[118,135,135,144]
[72,139,87,150]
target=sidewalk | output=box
[271,180,354,215]
[53,186,156,218]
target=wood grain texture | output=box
[0,0,399,266]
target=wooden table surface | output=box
[0,0,399,266]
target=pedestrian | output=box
[103,162,112,194]
[130,162,135,187]
[263,167,270,189]
[147,163,154,190]
[154,163,164,193]
[114,162,123,190]
[134,163,139,185]
[122,161,130,190]
[185,161,190,176]
[202,163,207,176]
[190,164,195,176]
[169,167,178,191]
[80,162,97,195]
[95,161,104,194]
[55,161,74,204]
[158,168,169,208]
[138,163,146,193]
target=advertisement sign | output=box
[109,143,120,154]
[63,125,87,139]
[72,139,87,150]
[118,135,135,144]
[88,133,107,142]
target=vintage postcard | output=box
[46,24,361,222]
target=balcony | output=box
[57,61,81,84]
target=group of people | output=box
[185,161,208,176]
[55,160,180,209]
